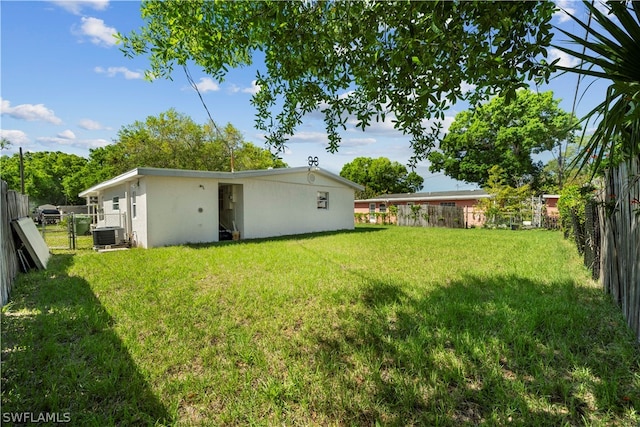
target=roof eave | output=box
[78,168,142,198]
[78,166,364,197]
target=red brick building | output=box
[355,190,560,228]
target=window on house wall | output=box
[113,196,120,210]
[440,202,456,207]
[317,191,329,209]
[379,203,387,213]
[131,191,137,218]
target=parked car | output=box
[37,208,61,225]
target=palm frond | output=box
[585,1,638,49]
[552,0,640,173]
[633,1,640,22]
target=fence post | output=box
[69,213,76,250]
[583,200,600,280]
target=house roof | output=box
[356,189,491,203]
[78,166,364,197]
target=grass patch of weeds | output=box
[2,226,639,425]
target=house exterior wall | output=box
[543,196,560,217]
[130,178,148,248]
[144,175,219,248]
[98,185,127,228]
[84,167,360,248]
[241,171,355,239]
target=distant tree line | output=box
[0,109,285,206]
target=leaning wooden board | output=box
[11,217,50,269]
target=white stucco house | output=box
[78,166,364,248]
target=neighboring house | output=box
[355,190,561,228]
[79,166,363,248]
[542,194,560,217]
[355,189,491,227]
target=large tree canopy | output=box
[427,90,576,191]
[0,151,88,205]
[0,111,284,204]
[98,109,286,177]
[119,1,556,164]
[340,157,424,199]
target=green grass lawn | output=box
[2,226,639,425]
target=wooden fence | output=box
[397,204,464,228]
[1,180,30,307]
[597,155,640,341]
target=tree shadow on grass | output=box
[1,254,171,425]
[304,273,640,426]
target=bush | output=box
[557,184,595,253]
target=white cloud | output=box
[36,136,109,149]
[593,1,611,16]
[1,98,63,124]
[346,117,400,136]
[548,47,580,68]
[95,66,143,79]
[190,77,220,93]
[57,129,76,139]
[0,129,30,146]
[78,118,104,130]
[228,81,260,94]
[51,0,109,15]
[460,81,477,95]
[83,138,110,148]
[286,131,329,144]
[36,136,74,145]
[78,17,117,47]
[342,137,376,147]
[554,0,577,23]
[241,80,260,95]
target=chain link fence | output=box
[38,213,99,251]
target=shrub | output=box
[557,184,595,253]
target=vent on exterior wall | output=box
[92,227,125,247]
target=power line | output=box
[183,65,235,172]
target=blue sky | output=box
[1,0,610,191]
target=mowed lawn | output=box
[2,226,639,425]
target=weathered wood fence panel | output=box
[397,204,464,228]
[583,200,601,280]
[597,155,640,341]
[1,180,30,307]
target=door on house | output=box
[218,183,243,240]
[369,203,376,223]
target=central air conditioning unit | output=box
[92,227,125,247]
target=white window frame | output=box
[317,191,329,209]
[113,196,120,210]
